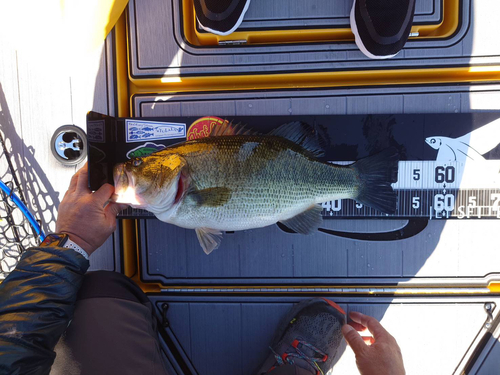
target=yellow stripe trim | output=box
[128,66,500,98]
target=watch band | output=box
[41,233,89,260]
[64,238,89,260]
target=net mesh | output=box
[0,129,41,279]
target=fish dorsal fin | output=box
[279,205,323,234]
[195,227,223,255]
[269,122,327,157]
[209,120,259,137]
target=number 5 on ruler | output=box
[412,197,420,209]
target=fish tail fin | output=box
[351,147,399,214]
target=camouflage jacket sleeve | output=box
[0,246,89,375]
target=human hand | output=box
[56,163,129,255]
[342,311,405,375]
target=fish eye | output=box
[132,159,143,167]
[430,139,436,144]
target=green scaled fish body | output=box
[166,135,358,231]
[113,122,399,254]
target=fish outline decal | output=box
[126,142,167,159]
[425,118,500,162]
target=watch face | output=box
[41,233,68,247]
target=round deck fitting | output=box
[50,125,87,166]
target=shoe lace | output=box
[267,339,328,375]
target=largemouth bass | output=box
[113,121,399,254]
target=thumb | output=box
[93,184,116,206]
[105,202,129,217]
[342,324,367,356]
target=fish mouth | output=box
[112,164,144,207]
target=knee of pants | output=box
[78,270,149,305]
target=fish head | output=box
[425,136,443,150]
[112,153,188,212]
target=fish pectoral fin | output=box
[195,228,223,255]
[188,187,232,207]
[269,121,327,158]
[279,205,323,235]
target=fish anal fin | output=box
[195,228,223,255]
[279,205,323,235]
[209,120,259,137]
[269,122,327,157]
[188,187,232,207]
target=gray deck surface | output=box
[1,1,500,374]
[150,295,498,375]
[129,0,500,77]
[237,0,441,28]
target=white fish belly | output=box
[166,200,316,232]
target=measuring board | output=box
[322,160,500,219]
[87,112,500,220]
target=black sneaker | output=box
[256,298,346,375]
[350,0,416,59]
[193,0,252,36]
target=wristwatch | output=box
[41,233,89,260]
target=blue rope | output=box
[0,179,45,241]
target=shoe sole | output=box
[350,0,398,60]
[270,298,347,370]
[197,0,252,36]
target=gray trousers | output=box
[53,271,168,375]
[53,271,306,375]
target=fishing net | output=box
[0,129,42,279]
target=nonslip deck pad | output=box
[150,295,500,375]
[128,0,476,77]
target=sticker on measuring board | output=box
[126,142,166,159]
[125,119,186,143]
[322,118,500,220]
[87,120,105,143]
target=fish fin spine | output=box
[209,120,259,137]
[195,228,223,255]
[269,122,328,158]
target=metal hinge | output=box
[161,303,170,328]
[218,40,247,46]
[484,302,496,329]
